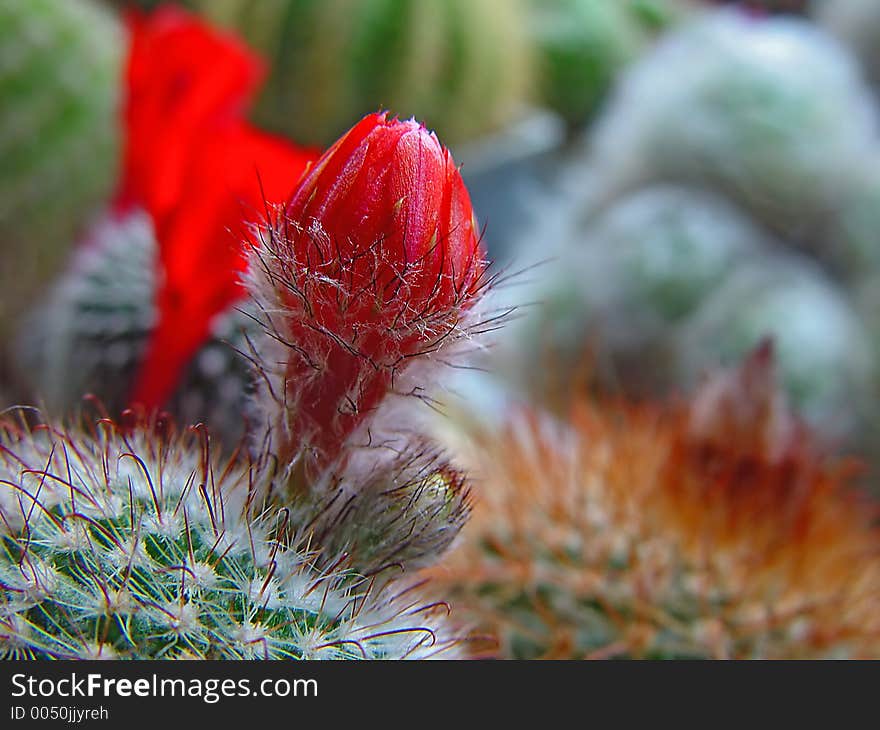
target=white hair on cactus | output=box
[0,414,463,659]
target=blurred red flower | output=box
[114,6,318,410]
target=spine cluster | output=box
[0,415,460,660]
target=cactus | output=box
[2,111,493,660]
[0,415,460,659]
[503,186,764,397]
[0,0,122,337]
[16,210,155,418]
[499,184,875,442]
[15,208,261,447]
[429,346,880,659]
[676,255,874,439]
[193,0,534,147]
[589,8,879,246]
[528,0,689,127]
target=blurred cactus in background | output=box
[430,346,880,658]
[589,9,878,246]
[504,187,762,395]
[192,0,535,148]
[676,257,874,438]
[492,6,880,457]
[0,0,122,338]
[17,210,156,417]
[528,0,691,128]
[501,184,877,444]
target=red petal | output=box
[130,123,318,409]
[116,6,264,218]
[117,8,319,409]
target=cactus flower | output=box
[111,7,319,412]
[249,112,489,472]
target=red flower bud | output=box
[251,112,488,472]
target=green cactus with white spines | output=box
[0,0,122,337]
[0,415,461,659]
[16,210,156,417]
[193,0,534,147]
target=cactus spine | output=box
[0,416,460,659]
[430,349,880,659]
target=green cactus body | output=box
[16,209,261,447]
[590,9,878,245]
[193,0,533,147]
[503,186,764,396]
[0,416,460,659]
[528,0,687,128]
[676,257,875,438]
[0,0,122,336]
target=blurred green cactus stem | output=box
[0,0,122,336]
[528,0,691,128]
[193,0,535,147]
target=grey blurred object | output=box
[458,110,567,261]
[819,156,880,280]
[815,0,880,86]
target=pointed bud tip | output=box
[687,339,799,464]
